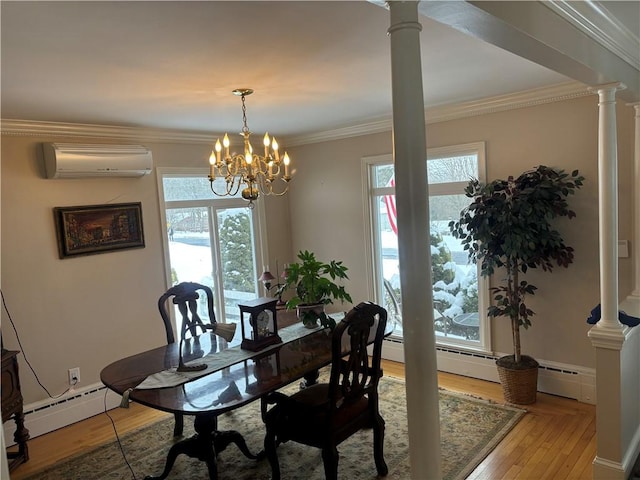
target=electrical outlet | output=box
[68,367,80,386]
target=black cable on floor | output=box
[104,388,138,480]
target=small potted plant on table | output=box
[279,250,353,329]
[449,165,584,404]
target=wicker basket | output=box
[496,356,539,405]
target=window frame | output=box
[156,167,270,328]
[361,142,491,354]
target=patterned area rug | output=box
[26,376,525,480]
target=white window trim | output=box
[155,166,270,317]
[361,142,491,356]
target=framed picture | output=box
[54,202,145,258]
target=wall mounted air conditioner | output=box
[43,143,153,178]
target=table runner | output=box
[134,321,325,390]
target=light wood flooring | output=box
[9,360,596,480]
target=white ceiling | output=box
[1,1,638,140]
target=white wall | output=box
[286,95,636,370]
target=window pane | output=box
[166,207,215,333]
[372,155,478,187]
[163,176,243,201]
[372,164,396,188]
[427,155,478,184]
[430,195,479,341]
[217,208,258,325]
[377,196,401,336]
[166,207,213,285]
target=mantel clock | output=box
[239,297,282,351]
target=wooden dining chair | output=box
[262,302,389,480]
[157,281,218,436]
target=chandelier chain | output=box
[241,94,250,134]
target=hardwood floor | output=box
[9,360,595,480]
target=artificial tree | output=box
[449,165,584,402]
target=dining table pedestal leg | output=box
[144,414,261,480]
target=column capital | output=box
[588,82,627,94]
[388,1,422,34]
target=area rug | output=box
[25,376,525,480]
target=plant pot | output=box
[496,355,539,405]
[296,303,324,328]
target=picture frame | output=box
[53,202,145,259]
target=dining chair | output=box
[262,302,389,480]
[157,281,223,436]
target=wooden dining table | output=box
[100,318,392,480]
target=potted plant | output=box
[449,165,584,404]
[279,250,353,329]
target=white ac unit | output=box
[43,143,153,178]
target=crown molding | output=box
[1,81,592,147]
[425,81,591,122]
[286,81,591,146]
[0,120,215,144]
[543,1,640,70]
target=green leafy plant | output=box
[449,165,584,366]
[279,250,353,329]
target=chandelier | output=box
[208,88,292,208]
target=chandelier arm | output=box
[209,176,242,197]
[254,175,290,197]
[264,185,290,197]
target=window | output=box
[364,143,489,352]
[157,169,267,335]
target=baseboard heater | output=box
[23,385,107,415]
[4,383,122,444]
[435,345,581,376]
[383,338,594,403]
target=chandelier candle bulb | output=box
[209,153,215,177]
[263,133,270,157]
[215,139,222,164]
[223,133,230,158]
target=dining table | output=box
[100,316,393,480]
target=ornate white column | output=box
[387,2,442,479]
[589,83,628,479]
[594,84,624,330]
[631,103,640,299]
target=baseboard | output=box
[592,456,626,480]
[4,383,122,445]
[383,338,596,404]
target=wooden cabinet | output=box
[2,348,29,470]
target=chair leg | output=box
[321,446,339,480]
[173,413,184,437]
[264,428,281,480]
[373,414,388,476]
